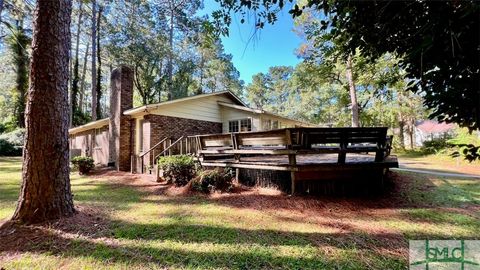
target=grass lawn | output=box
[1,156,479,269]
[396,151,480,175]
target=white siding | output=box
[221,107,260,133]
[148,94,233,123]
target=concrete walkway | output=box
[392,166,480,179]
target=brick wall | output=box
[144,114,222,150]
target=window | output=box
[229,120,239,133]
[240,119,252,132]
[229,118,251,133]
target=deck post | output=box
[289,154,297,194]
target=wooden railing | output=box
[195,127,397,193]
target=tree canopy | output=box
[215,0,479,131]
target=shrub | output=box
[192,168,234,193]
[0,139,22,156]
[0,128,25,156]
[0,128,25,146]
[157,155,197,186]
[421,137,452,154]
[71,156,95,174]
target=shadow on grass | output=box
[1,164,478,269]
[0,185,19,202]
[0,214,408,270]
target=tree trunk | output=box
[397,116,406,150]
[346,55,360,127]
[167,0,174,100]
[71,0,83,127]
[95,5,102,119]
[197,53,204,95]
[79,41,89,113]
[91,0,97,120]
[408,118,415,149]
[12,0,75,224]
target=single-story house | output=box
[402,120,456,147]
[69,66,311,172]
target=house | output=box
[69,66,311,172]
[402,120,456,147]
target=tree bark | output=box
[12,0,75,224]
[346,55,360,127]
[91,0,97,120]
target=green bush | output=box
[192,168,234,193]
[71,156,95,175]
[421,137,452,154]
[0,138,22,156]
[0,128,25,146]
[0,128,25,156]
[157,155,197,186]
[0,121,18,134]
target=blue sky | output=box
[201,2,302,84]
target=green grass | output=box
[1,157,479,269]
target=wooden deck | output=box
[202,153,398,170]
[195,127,399,194]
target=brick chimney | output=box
[109,65,133,171]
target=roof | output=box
[218,102,314,127]
[416,120,455,133]
[69,118,109,134]
[123,90,246,116]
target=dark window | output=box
[229,120,239,133]
[240,119,252,132]
[229,118,251,132]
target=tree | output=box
[70,0,83,127]
[215,0,479,131]
[12,0,75,223]
[6,20,30,128]
[345,55,359,127]
[91,0,97,120]
[154,0,201,100]
[95,5,102,119]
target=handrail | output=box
[154,136,184,161]
[140,137,168,158]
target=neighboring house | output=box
[404,120,456,147]
[69,66,311,172]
